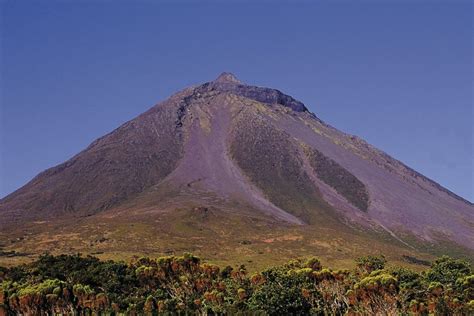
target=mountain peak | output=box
[214,72,242,84]
[1,73,472,263]
[204,72,308,113]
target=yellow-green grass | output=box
[2,205,469,272]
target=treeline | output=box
[0,253,472,315]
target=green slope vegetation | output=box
[230,113,338,225]
[304,146,369,211]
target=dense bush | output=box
[0,253,472,314]
[356,254,387,273]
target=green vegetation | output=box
[231,115,339,224]
[305,147,369,211]
[0,253,472,314]
[355,254,387,273]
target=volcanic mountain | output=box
[0,73,472,268]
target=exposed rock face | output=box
[1,72,473,253]
[195,73,309,112]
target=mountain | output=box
[0,72,472,268]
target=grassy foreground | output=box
[0,253,473,315]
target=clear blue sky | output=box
[1,1,472,201]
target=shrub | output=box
[425,255,471,286]
[0,253,470,314]
[356,255,387,274]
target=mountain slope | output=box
[0,72,472,268]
